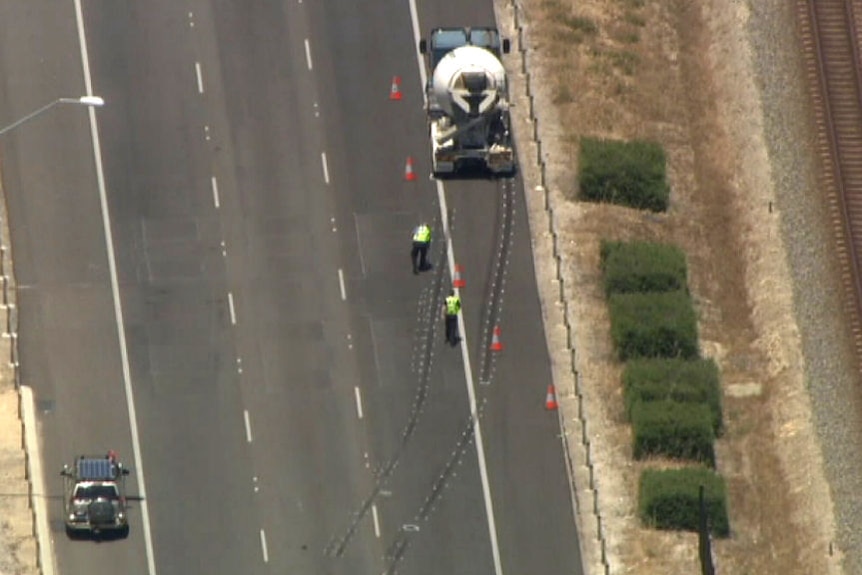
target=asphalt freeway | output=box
[0,1,583,574]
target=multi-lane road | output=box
[0,1,583,574]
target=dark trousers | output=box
[411,241,429,273]
[445,314,459,345]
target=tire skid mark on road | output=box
[323,211,449,558]
[477,177,516,386]
[381,406,485,575]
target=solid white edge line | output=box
[73,2,158,574]
[243,409,253,443]
[321,151,330,184]
[211,176,220,208]
[195,61,204,94]
[260,529,269,563]
[228,292,237,325]
[338,268,346,300]
[354,386,364,419]
[408,3,503,574]
[371,503,381,538]
[439,178,504,575]
[409,3,429,107]
[304,38,313,70]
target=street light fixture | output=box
[0,95,105,137]
[60,96,104,107]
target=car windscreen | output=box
[469,29,498,49]
[73,484,118,500]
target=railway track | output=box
[798,0,862,368]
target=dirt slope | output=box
[498,0,850,572]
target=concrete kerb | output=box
[21,385,55,575]
[493,1,611,573]
[0,167,51,573]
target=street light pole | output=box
[0,95,104,137]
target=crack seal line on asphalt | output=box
[408,2,504,575]
[74,1,157,573]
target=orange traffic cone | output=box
[452,264,465,288]
[545,385,558,411]
[389,76,403,100]
[490,326,503,351]
[404,156,417,181]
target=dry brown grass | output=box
[507,0,843,573]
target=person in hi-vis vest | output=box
[411,223,432,274]
[443,290,461,346]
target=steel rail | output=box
[799,0,862,367]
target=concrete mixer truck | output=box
[419,27,515,176]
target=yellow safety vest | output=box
[445,295,461,315]
[413,225,431,243]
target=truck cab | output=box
[420,27,510,71]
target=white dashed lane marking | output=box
[304,38,313,70]
[321,151,330,184]
[371,503,381,538]
[195,61,204,94]
[338,268,346,300]
[211,176,220,208]
[228,292,237,325]
[243,410,253,443]
[260,529,269,563]
[354,386,364,419]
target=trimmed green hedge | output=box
[639,467,730,537]
[631,400,715,465]
[601,240,688,295]
[623,358,722,434]
[578,137,670,212]
[608,290,699,360]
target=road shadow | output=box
[64,524,130,542]
[433,164,518,181]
